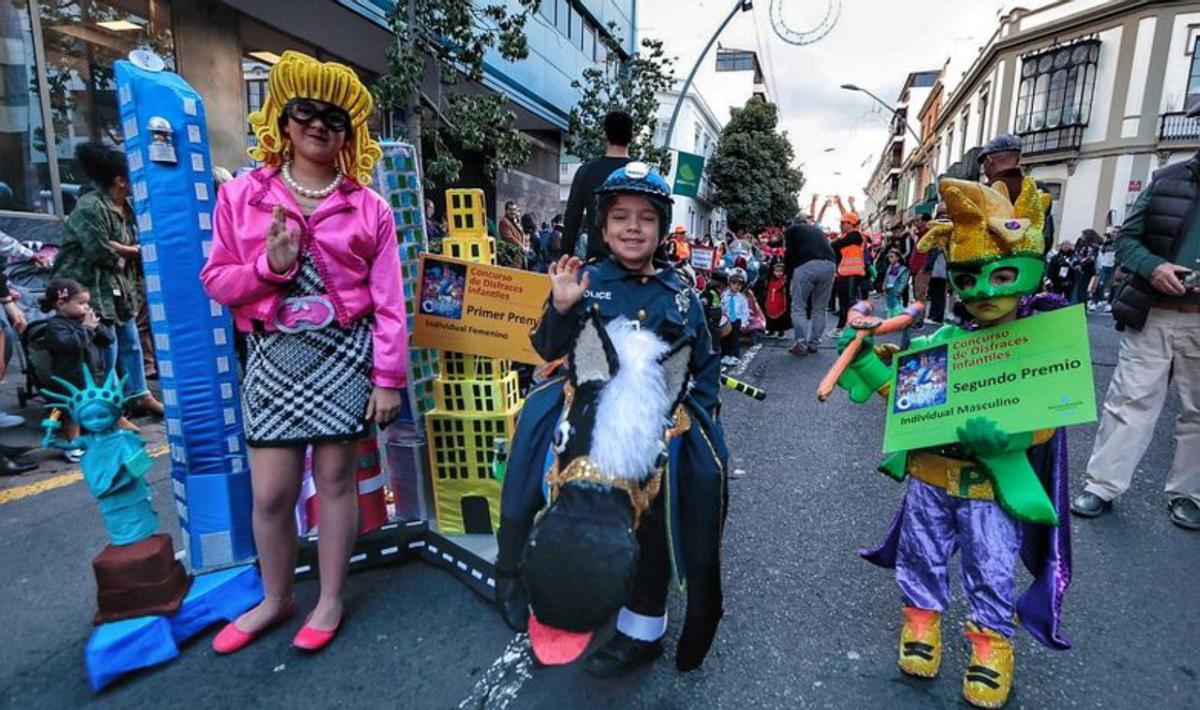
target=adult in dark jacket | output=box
[1072,229,1101,304]
[561,111,633,260]
[1071,145,1200,530]
[1046,241,1077,299]
[783,216,836,355]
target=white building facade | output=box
[656,87,727,239]
[919,0,1200,239]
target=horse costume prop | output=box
[522,314,693,663]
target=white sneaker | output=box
[721,356,739,366]
[0,413,24,429]
[1103,303,1112,313]
[1087,303,1097,312]
[64,448,83,464]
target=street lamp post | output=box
[840,83,924,146]
[662,0,754,151]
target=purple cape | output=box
[860,294,1073,650]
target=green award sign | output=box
[882,305,1098,453]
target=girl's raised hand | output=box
[266,205,300,275]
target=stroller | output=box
[6,245,59,407]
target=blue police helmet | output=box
[595,161,674,238]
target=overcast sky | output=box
[640,0,1015,228]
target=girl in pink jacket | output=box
[200,51,405,654]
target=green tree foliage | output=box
[707,98,805,233]
[565,29,675,170]
[375,0,538,187]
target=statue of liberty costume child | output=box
[833,177,1072,709]
[42,366,190,623]
[494,163,730,677]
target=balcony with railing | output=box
[1160,112,1200,144]
[1020,125,1085,157]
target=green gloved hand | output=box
[956,417,1058,525]
[835,331,892,404]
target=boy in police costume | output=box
[835,177,1073,708]
[494,162,729,676]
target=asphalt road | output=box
[1,312,1196,709]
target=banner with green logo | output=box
[672,151,705,198]
[882,305,1097,453]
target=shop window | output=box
[38,0,174,209]
[0,1,52,213]
[1013,40,1098,152]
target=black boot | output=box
[0,455,36,476]
[584,631,663,678]
[496,573,529,632]
[495,516,531,632]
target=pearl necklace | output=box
[281,161,341,199]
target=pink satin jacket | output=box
[200,167,408,389]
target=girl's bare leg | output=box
[234,445,306,631]
[307,439,360,630]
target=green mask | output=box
[947,255,1045,303]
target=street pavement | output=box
[1,310,1197,709]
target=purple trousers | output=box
[896,479,1022,637]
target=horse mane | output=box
[588,319,673,483]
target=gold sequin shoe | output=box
[897,606,942,678]
[962,622,1015,708]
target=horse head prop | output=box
[522,313,693,663]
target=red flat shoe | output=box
[212,603,295,655]
[292,613,342,652]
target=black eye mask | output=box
[283,99,351,134]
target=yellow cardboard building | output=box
[426,189,523,534]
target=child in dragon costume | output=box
[836,177,1072,708]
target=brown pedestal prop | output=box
[92,533,192,625]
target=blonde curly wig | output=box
[248,50,382,185]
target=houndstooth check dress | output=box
[242,254,373,447]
